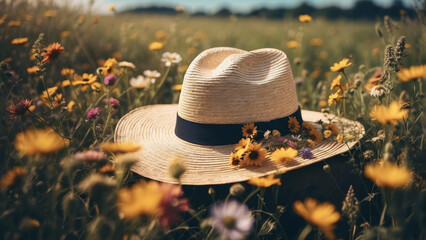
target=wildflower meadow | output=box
[0,0,425,239]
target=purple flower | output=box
[74,150,107,162]
[109,97,120,109]
[278,137,287,143]
[300,148,314,159]
[104,74,117,86]
[287,140,297,148]
[210,200,253,240]
[87,107,100,120]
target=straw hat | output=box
[114,47,364,185]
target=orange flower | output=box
[298,14,312,23]
[288,116,300,133]
[11,37,28,45]
[330,58,352,72]
[42,42,65,63]
[397,64,426,82]
[99,142,142,154]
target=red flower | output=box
[6,99,32,118]
[42,42,65,63]
[158,183,189,227]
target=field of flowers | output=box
[0,0,425,239]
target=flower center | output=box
[246,129,253,135]
[249,151,258,159]
[222,216,236,229]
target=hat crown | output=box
[178,47,299,124]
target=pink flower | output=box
[87,107,100,120]
[104,74,117,86]
[278,137,287,143]
[74,150,107,162]
[158,183,189,227]
[109,97,120,109]
[287,140,297,148]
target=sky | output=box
[67,0,415,14]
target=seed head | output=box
[342,185,359,227]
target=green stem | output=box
[151,67,171,103]
[297,224,313,240]
[101,89,112,140]
[28,110,70,139]
[242,187,260,204]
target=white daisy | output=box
[118,61,136,70]
[210,200,253,240]
[143,70,161,83]
[161,52,182,67]
[129,75,150,89]
[370,85,388,97]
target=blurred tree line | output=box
[124,0,421,20]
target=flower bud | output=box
[230,183,245,197]
[168,157,186,180]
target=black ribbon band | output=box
[175,107,303,146]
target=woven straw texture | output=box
[114,47,364,185]
[114,105,364,185]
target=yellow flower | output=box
[11,37,28,45]
[397,64,426,82]
[27,66,39,75]
[67,101,75,112]
[242,123,257,138]
[44,10,57,18]
[307,139,316,148]
[364,161,412,189]
[229,149,245,166]
[270,147,298,165]
[298,14,312,23]
[328,91,342,106]
[369,101,409,125]
[108,5,116,12]
[102,58,117,76]
[323,130,332,139]
[117,181,163,219]
[149,41,164,51]
[330,58,352,72]
[310,38,323,46]
[248,174,281,188]
[0,166,26,189]
[326,123,339,135]
[172,84,182,91]
[74,73,97,85]
[243,142,267,166]
[336,134,344,144]
[330,75,348,91]
[99,142,142,154]
[14,128,69,156]
[286,40,299,49]
[288,116,300,133]
[293,198,340,240]
[235,138,251,151]
[60,68,75,76]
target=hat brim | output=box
[114,104,364,185]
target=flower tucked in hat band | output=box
[175,107,303,145]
